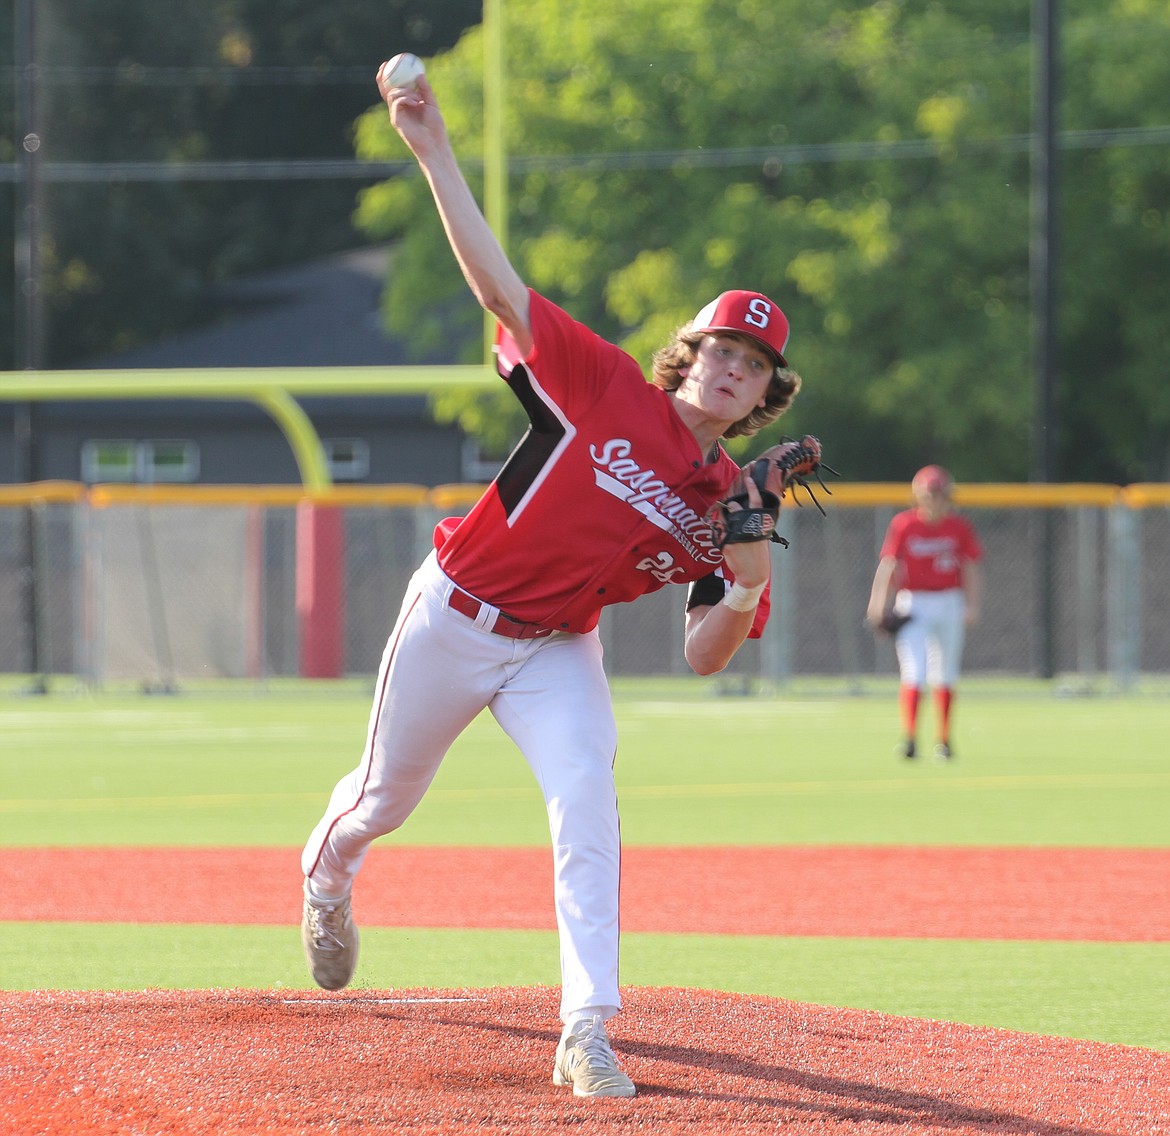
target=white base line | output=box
[279,997,488,1005]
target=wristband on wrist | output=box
[724,580,765,612]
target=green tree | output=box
[356,0,1170,481]
[1056,1,1170,482]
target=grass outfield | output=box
[2,681,1168,1050]
[3,925,1166,1051]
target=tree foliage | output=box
[355,0,1170,481]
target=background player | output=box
[299,61,806,1099]
[866,465,983,761]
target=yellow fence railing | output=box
[1,481,1167,510]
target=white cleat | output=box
[301,880,359,991]
[552,1015,637,1098]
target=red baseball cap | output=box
[912,465,953,495]
[690,290,790,367]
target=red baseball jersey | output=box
[880,509,983,591]
[434,290,770,636]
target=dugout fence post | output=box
[83,493,107,690]
[295,500,345,679]
[1073,507,1100,683]
[27,498,53,689]
[1105,503,1140,692]
[764,510,796,686]
[245,504,267,683]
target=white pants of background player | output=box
[893,587,967,687]
[301,550,621,1025]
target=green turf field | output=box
[2,681,1168,1050]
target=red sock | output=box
[935,687,954,742]
[899,685,920,740]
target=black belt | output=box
[447,588,554,640]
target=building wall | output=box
[0,397,468,487]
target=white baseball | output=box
[381,52,426,92]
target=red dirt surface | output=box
[3,986,1167,1136]
[4,845,1167,1133]
[3,844,1169,940]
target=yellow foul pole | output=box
[482,0,506,364]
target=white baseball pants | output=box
[301,551,622,1023]
[893,586,967,687]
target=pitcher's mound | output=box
[2,985,1163,1134]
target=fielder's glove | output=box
[874,612,912,635]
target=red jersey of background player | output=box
[879,509,983,592]
[434,290,770,636]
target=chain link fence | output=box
[2,483,1168,695]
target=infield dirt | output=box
[3,985,1167,1135]
[4,843,1169,939]
[3,844,1168,1134]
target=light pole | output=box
[14,0,48,690]
[482,0,507,366]
[1031,0,1060,678]
[14,0,45,375]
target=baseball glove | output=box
[707,459,782,548]
[751,434,836,515]
[874,612,912,635]
[708,434,836,550]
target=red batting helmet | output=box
[690,290,790,367]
